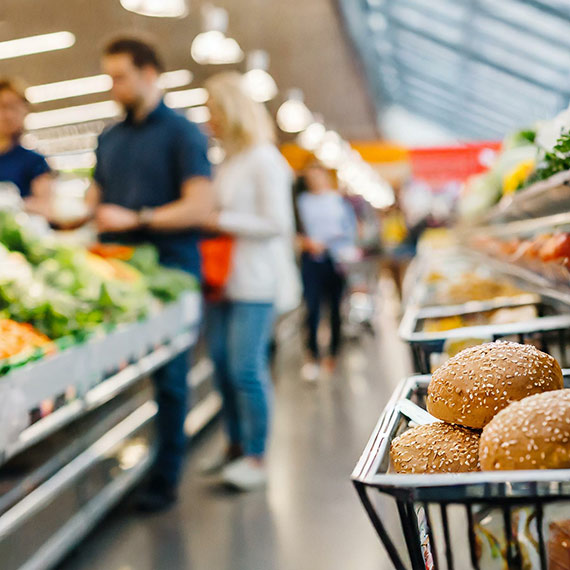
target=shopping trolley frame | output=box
[352,374,570,570]
[400,299,570,374]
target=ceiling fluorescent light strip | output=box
[158,69,193,89]
[25,101,121,130]
[26,75,112,104]
[164,88,208,108]
[27,69,193,104]
[0,31,75,61]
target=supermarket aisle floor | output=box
[59,275,410,570]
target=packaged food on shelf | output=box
[422,305,538,333]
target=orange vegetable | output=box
[89,243,135,261]
[0,320,54,360]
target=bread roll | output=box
[390,422,480,474]
[548,520,570,570]
[480,389,570,471]
[427,341,563,429]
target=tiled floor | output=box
[59,278,410,570]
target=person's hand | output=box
[305,238,326,256]
[301,236,327,257]
[202,210,221,233]
[96,204,140,233]
[24,196,51,218]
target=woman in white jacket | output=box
[203,72,299,491]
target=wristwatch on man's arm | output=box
[138,207,154,228]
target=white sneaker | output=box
[301,362,320,382]
[222,458,267,491]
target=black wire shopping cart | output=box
[352,374,570,570]
[400,296,570,375]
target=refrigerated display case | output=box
[0,291,220,570]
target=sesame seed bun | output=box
[548,520,570,570]
[427,342,563,429]
[479,389,570,471]
[390,422,481,474]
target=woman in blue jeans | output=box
[203,73,298,491]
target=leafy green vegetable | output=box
[127,244,198,301]
[145,268,199,302]
[128,244,160,275]
[519,130,536,144]
[526,130,570,185]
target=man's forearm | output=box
[147,198,212,231]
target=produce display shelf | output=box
[411,293,540,320]
[470,250,570,308]
[0,291,202,466]
[2,330,195,465]
[352,374,570,570]
[398,248,570,372]
[0,392,222,570]
[0,347,220,570]
[478,170,570,226]
[400,303,570,344]
[468,210,570,239]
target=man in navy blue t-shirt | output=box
[87,38,214,512]
[0,79,52,209]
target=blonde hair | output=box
[205,72,275,155]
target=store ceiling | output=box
[0,0,379,145]
[338,0,570,141]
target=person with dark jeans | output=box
[87,37,213,512]
[301,252,345,362]
[296,163,358,381]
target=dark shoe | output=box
[135,480,177,513]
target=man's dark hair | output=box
[104,37,164,72]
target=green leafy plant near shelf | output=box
[526,130,570,185]
[128,244,199,302]
[0,213,197,340]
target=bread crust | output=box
[390,422,481,474]
[427,342,563,429]
[480,389,570,471]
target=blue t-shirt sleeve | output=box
[175,121,212,181]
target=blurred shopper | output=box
[0,78,53,214]
[87,37,214,512]
[296,163,358,381]
[203,72,298,491]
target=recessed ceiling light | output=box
[191,5,243,65]
[25,101,121,130]
[0,31,75,61]
[26,69,193,104]
[243,50,278,103]
[276,89,313,133]
[165,88,208,108]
